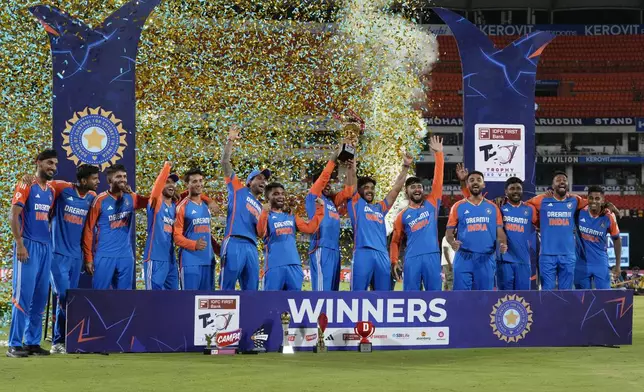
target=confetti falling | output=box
[0,0,438,265]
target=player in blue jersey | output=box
[390,135,444,291]
[82,164,148,290]
[7,149,57,358]
[174,168,214,290]
[220,126,269,290]
[574,185,621,290]
[48,164,99,354]
[258,183,325,290]
[347,152,413,291]
[306,145,355,291]
[143,161,180,290]
[446,171,507,291]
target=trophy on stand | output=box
[355,321,375,353]
[333,109,365,162]
[279,312,294,354]
[203,329,241,355]
[203,333,216,355]
[313,313,329,353]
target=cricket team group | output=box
[6,128,621,357]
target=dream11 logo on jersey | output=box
[475,124,526,181]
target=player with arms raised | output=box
[446,171,507,291]
[575,185,621,289]
[347,152,413,291]
[390,135,444,291]
[258,183,325,290]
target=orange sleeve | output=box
[529,204,538,225]
[132,193,149,210]
[608,214,620,237]
[494,203,503,226]
[173,204,197,251]
[310,160,336,197]
[573,194,587,210]
[149,163,171,210]
[82,196,102,263]
[526,194,545,211]
[200,193,213,204]
[333,185,355,206]
[461,183,471,198]
[428,152,444,201]
[256,209,269,238]
[389,212,404,264]
[11,181,31,207]
[225,173,245,191]
[446,202,459,228]
[50,180,73,198]
[295,204,324,234]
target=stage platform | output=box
[66,289,633,353]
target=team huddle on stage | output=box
[7,128,622,356]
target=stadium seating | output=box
[429,35,644,118]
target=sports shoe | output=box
[25,345,51,356]
[50,343,66,354]
[6,346,29,358]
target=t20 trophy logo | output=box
[355,321,375,353]
[313,313,328,353]
[279,312,294,354]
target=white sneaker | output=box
[50,343,66,354]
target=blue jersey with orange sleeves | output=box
[527,194,586,256]
[577,207,619,266]
[224,172,262,244]
[306,160,354,252]
[499,202,537,264]
[50,181,96,257]
[348,194,391,253]
[173,198,213,267]
[11,181,55,244]
[390,152,444,263]
[258,206,324,269]
[144,163,176,262]
[82,191,147,262]
[447,198,503,254]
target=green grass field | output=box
[0,297,641,392]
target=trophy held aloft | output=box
[334,109,365,162]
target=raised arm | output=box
[295,199,325,234]
[310,145,341,197]
[427,136,444,201]
[383,153,413,207]
[389,212,404,265]
[221,125,241,178]
[149,161,172,209]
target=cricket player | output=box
[306,145,355,291]
[258,183,324,290]
[82,164,148,290]
[220,126,269,290]
[390,135,444,291]
[48,164,99,353]
[143,161,180,290]
[173,168,213,290]
[446,171,507,291]
[347,153,413,291]
[7,149,57,358]
[575,185,621,290]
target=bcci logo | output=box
[62,107,127,170]
[490,294,533,343]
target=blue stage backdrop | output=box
[433,8,554,198]
[66,290,633,353]
[30,0,159,191]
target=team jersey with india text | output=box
[447,198,503,254]
[577,207,620,266]
[50,181,96,257]
[143,163,176,262]
[348,194,391,253]
[258,206,324,268]
[527,194,586,256]
[224,172,262,244]
[390,151,444,263]
[173,198,213,267]
[82,192,147,262]
[499,202,537,264]
[11,181,55,244]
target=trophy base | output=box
[203,348,237,355]
[313,345,327,353]
[337,144,356,162]
[241,348,266,355]
[279,345,295,354]
[358,343,372,353]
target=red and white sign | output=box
[215,329,242,347]
[474,124,525,182]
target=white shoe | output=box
[50,343,67,354]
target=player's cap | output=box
[246,169,271,185]
[168,173,180,183]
